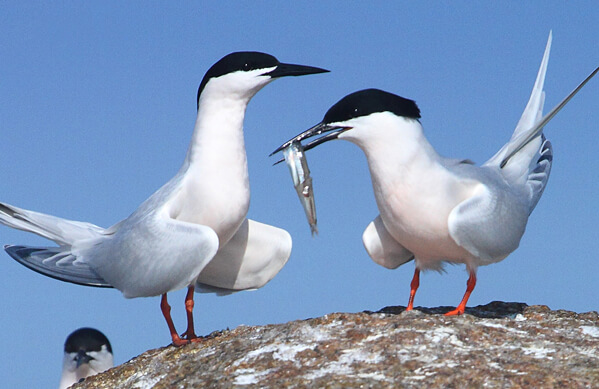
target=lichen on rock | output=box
[73,302,599,388]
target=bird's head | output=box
[272,88,421,155]
[63,328,113,376]
[197,51,329,109]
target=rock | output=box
[72,302,599,388]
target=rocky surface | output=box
[72,302,599,388]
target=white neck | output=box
[183,72,270,169]
[173,83,258,244]
[184,93,250,168]
[340,114,443,188]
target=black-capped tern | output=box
[273,32,598,315]
[59,328,113,389]
[0,52,328,345]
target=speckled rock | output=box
[72,302,599,388]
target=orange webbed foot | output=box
[444,307,465,316]
[171,335,191,347]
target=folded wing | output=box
[196,218,292,295]
[362,215,414,269]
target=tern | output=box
[273,33,598,315]
[59,328,113,389]
[0,52,328,345]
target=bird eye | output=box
[352,107,359,117]
[243,63,250,70]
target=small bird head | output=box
[61,327,113,386]
[271,89,421,155]
[197,51,329,109]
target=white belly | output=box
[372,166,474,266]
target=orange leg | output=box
[160,293,189,347]
[180,286,201,342]
[406,268,420,311]
[445,270,477,316]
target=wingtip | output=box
[4,244,20,254]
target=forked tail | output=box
[484,31,598,213]
[485,31,552,179]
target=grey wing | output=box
[447,182,529,264]
[196,218,292,295]
[362,215,414,269]
[0,202,106,245]
[0,201,111,286]
[88,211,220,298]
[526,136,553,214]
[4,245,112,287]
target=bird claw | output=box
[444,307,465,316]
[171,336,191,347]
[179,330,204,343]
[179,330,195,339]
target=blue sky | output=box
[1,2,598,387]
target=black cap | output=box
[64,328,112,354]
[323,88,420,124]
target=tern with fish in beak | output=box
[272,32,598,315]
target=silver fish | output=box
[283,141,318,235]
